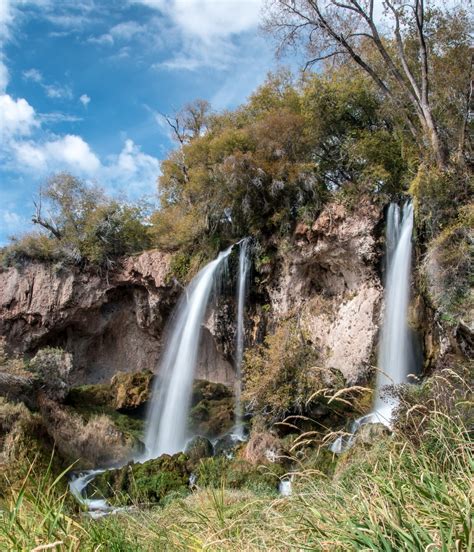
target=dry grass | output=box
[0,368,472,551]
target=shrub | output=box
[423,203,473,321]
[242,319,319,423]
[29,347,73,402]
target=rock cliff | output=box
[0,250,234,385]
[265,200,383,384]
[0,200,384,388]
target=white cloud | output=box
[79,93,90,107]
[87,33,114,45]
[110,21,143,40]
[0,0,13,43]
[13,140,47,170]
[0,94,38,138]
[39,111,83,123]
[43,83,73,99]
[23,68,43,82]
[103,139,160,195]
[44,134,101,171]
[13,134,100,173]
[0,59,8,92]
[135,0,263,41]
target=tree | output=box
[32,173,105,242]
[263,0,469,168]
[30,173,150,266]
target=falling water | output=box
[144,245,234,459]
[373,202,414,422]
[331,202,414,453]
[234,238,251,438]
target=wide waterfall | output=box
[331,202,414,453]
[144,245,234,459]
[234,238,251,438]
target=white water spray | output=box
[331,202,414,453]
[374,202,414,422]
[234,238,251,438]
[144,245,234,459]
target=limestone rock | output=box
[265,199,383,384]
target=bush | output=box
[423,203,473,321]
[242,319,318,423]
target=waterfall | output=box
[373,202,414,422]
[144,245,234,459]
[331,202,414,453]
[234,238,251,438]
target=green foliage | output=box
[410,166,472,238]
[2,173,151,268]
[151,70,409,251]
[0,232,62,267]
[422,203,473,321]
[196,456,284,496]
[243,319,319,423]
[90,453,190,505]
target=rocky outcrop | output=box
[0,250,234,386]
[266,200,383,384]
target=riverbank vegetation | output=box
[0,367,471,551]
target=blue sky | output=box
[0,0,286,245]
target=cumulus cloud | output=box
[79,93,90,107]
[0,94,38,138]
[103,139,160,195]
[13,134,100,173]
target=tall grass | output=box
[0,369,472,551]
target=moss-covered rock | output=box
[189,379,235,438]
[110,370,153,412]
[88,452,190,505]
[185,436,213,468]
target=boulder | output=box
[88,452,190,505]
[185,436,214,467]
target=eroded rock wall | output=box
[265,200,383,384]
[0,250,234,385]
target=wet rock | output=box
[354,422,391,447]
[189,379,235,438]
[214,434,242,458]
[185,436,213,467]
[38,397,140,469]
[243,431,284,465]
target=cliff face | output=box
[0,200,384,388]
[265,200,383,384]
[0,250,234,385]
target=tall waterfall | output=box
[234,238,251,438]
[331,202,414,452]
[144,245,233,459]
[373,202,414,422]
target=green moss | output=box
[89,453,190,505]
[66,383,114,408]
